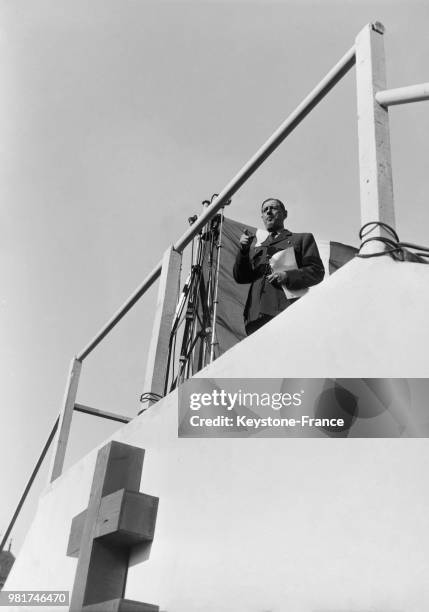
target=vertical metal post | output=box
[355,22,395,253]
[142,246,182,407]
[210,208,225,363]
[48,357,82,483]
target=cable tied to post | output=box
[138,392,164,415]
[357,221,429,262]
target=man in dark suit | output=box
[233,198,324,335]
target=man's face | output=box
[261,200,287,232]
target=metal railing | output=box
[10,19,425,549]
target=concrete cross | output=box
[67,441,159,612]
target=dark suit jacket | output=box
[233,228,324,327]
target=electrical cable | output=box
[156,194,229,396]
[138,392,164,415]
[357,221,429,262]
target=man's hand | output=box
[239,229,255,253]
[266,271,288,287]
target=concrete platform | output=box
[5,257,429,611]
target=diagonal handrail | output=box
[0,418,59,553]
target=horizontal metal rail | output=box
[376,82,429,106]
[77,44,356,362]
[74,403,132,423]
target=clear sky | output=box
[1,0,429,553]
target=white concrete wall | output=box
[6,258,429,611]
[202,256,429,378]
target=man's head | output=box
[261,198,287,232]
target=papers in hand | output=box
[269,247,308,300]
